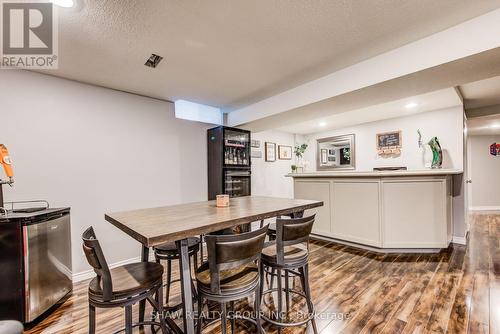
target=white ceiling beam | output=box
[466,104,500,119]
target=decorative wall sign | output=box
[251,149,262,158]
[265,142,276,162]
[278,145,292,160]
[251,140,261,148]
[490,142,500,156]
[377,131,402,156]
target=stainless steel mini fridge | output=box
[0,208,72,324]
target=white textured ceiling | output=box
[39,0,500,111]
[460,76,500,109]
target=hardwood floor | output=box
[26,213,499,333]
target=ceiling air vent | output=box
[144,54,163,68]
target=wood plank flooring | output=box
[26,213,499,333]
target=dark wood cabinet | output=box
[207,126,251,200]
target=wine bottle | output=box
[228,148,233,164]
[242,150,247,165]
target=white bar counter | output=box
[288,169,463,251]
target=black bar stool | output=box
[260,215,318,334]
[82,227,168,334]
[195,225,269,334]
[153,237,200,308]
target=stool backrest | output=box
[82,227,113,301]
[204,225,268,294]
[275,214,315,265]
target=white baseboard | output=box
[470,206,500,212]
[451,236,467,245]
[72,254,155,283]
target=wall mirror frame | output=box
[316,134,356,170]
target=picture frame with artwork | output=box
[278,145,292,160]
[251,149,262,158]
[376,130,402,156]
[251,139,261,148]
[320,149,328,164]
[265,142,276,162]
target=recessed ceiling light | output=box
[51,0,74,7]
[405,102,418,109]
[319,122,327,127]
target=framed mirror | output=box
[317,134,355,170]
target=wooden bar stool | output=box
[264,212,304,290]
[153,237,200,309]
[195,225,269,334]
[260,215,318,334]
[82,227,168,334]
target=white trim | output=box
[451,236,467,245]
[311,234,442,253]
[72,254,155,283]
[469,206,500,212]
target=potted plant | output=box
[291,164,297,173]
[294,143,308,172]
[294,143,308,159]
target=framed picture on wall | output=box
[320,149,328,164]
[251,149,262,158]
[251,140,261,148]
[278,145,292,160]
[376,130,402,156]
[265,142,276,162]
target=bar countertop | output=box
[286,168,463,178]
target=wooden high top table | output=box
[105,196,323,334]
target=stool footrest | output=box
[260,288,316,327]
[111,321,164,334]
[199,313,266,334]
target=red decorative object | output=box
[490,142,500,156]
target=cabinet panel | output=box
[382,179,447,248]
[294,180,331,235]
[331,180,381,247]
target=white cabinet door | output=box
[382,178,447,248]
[331,179,381,247]
[294,179,332,236]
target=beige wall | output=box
[0,71,209,275]
[469,135,500,209]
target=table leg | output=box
[177,238,195,334]
[139,245,150,324]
